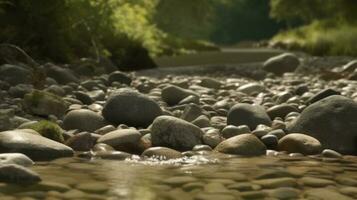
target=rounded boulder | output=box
[102,88,162,127]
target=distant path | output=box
[154,48,285,68]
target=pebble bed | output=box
[0,53,357,199]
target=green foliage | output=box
[155,0,283,44]
[211,0,283,44]
[270,0,357,24]
[272,21,357,56]
[0,0,158,69]
[24,120,64,143]
[155,0,215,40]
[270,0,357,56]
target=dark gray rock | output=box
[307,88,340,104]
[267,104,299,120]
[0,64,32,85]
[45,63,79,84]
[199,78,221,89]
[227,103,272,130]
[151,116,203,151]
[263,53,300,75]
[0,164,41,184]
[8,84,33,98]
[0,130,73,160]
[63,109,106,132]
[161,85,199,106]
[261,134,278,150]
[73,91,93,105]
[288,95,357,154]
[108,71,132,85]
[102,88,162,127]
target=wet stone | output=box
[252,177,298,189]
[300,177,336,187]
[304,188,353,200]
[76,182,109,193]
[163,176,197,186]
[268,187,300,199]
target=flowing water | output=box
[2,153,357,200]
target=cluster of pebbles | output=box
[0,52,357,199]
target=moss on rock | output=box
[23,120,64,143]
[23,90,68,118]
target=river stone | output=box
[193,144,212,151]
[278,133,322,155]
[94,151,132,160]
[238,83,266,95]
[73,91,93,105]
[269,187,300,199]
[23,90,68,118]
[108,71,132,85]
[300,177,335,187]
[0,164,41,184]
[288,95,357,154]
[253,177,297,189]
[342,60,357,72]
[92,143,115,152]
[151,116,203,151]
[8,84,33,98]
[65,132,97,151]
[263,53,300,75]
[202,129,222,148]
[45,63,79,84]
[305,188,353,200]
[267,104,299,120]
[0,64,32,85]
[214,134,266,156]
[181,103,203,122]
[191,115,210,128]
[97,129,141,153]
[307,88,340,105]
[102,88,162,127]
[141,147,183,160]
[161,85,199,106]
[221,125,250,139]
[261,134,278,150]
[227,103,272,130]
[322,149,342,158]
[63,109,106,132]
[0,130,74,160]
[0,153,34,167]
[199,78,222,89]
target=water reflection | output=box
[1,153,357,199]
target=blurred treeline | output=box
[0,0,356,67]
[0,0,282,66]
[270,0,357,56]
